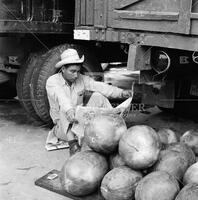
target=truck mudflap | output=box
[35,169,104,200]
[141,81,175,108]
[190,80,198,96]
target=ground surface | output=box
[1,100,198,200]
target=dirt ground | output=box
[1,100,198,200]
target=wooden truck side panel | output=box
[75,0,198,51]
[108,0,192,34]
[0,0,74,34]
[191,0,198,35]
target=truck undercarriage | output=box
[1,0,198,123]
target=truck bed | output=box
[0,0,74,34]
[74,0,198,51]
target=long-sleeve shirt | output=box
[46,72,124,123]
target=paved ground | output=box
[1,100,198,200]
[0,100,70,200]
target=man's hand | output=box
[119,106,130,119]
[122,90,132,99]
[76,134,84,146]
[66,108,78,123]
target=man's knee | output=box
[91,92,104,100]
[87,92,112,108]
[87,92,105,107]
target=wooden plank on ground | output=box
[35,170,104,200]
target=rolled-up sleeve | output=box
[82,75,123,99]
[46,78,73,113]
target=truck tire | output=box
[30,44,103,125]
[16,52,46,122]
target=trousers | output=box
[46,92,113,144]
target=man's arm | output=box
[82,75,130,99]
[46,78,73,113]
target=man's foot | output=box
[68,139,81,156]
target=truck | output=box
[74,0,198,117]
[1,0,198,125]
[0,0,129,125]
[0,0,77,124]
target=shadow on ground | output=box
[126,106,198,140]
[0,100,49,128]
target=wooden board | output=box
[75,0,196,35]
[35,170,104,200]
[110,0,192,34]
[94,0,107,28]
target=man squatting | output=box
[45,48,132,155]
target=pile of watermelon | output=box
[60,114,198,200]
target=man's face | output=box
[62,64,81,83]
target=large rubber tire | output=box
[16,51,46,122]
[30,44,103,125]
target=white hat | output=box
[55,48,84,68]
